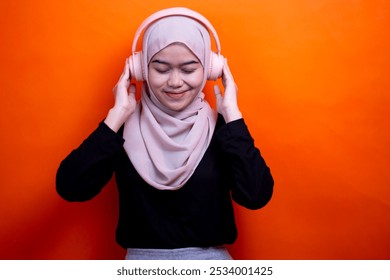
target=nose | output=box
[167,70,184,88]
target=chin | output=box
[167,104,187,112]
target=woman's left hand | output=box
[214,59,242,123]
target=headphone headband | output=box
[131,7,221,54]
[129,7,224,81]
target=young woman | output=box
[56,7,274,260]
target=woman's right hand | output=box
[104,58,137,132]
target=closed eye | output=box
[181,68,196,74]
[150,59,201,73]
[181,61,201,74]
[154,68,170,74]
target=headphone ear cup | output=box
[129,52,145,81]
[208,53,224,80]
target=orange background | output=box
[1,0,389,259]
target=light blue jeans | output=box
[125,246,233,260]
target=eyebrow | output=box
[151,59,200,66]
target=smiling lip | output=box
[165,90,187,98]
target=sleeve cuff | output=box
[93,121,125,147]
[216,118,253,142]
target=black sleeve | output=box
[56,122,125,202]
[216,118,274,210]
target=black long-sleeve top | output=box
[56,115,274,249]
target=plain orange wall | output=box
[1,0,389,259]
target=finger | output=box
[223,59,234,82]
[222,59,238,93]
[129,83,136,96]
[119,59,130,81]
[125,58,131,80]
[213,84,223,99]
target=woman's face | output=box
[148,43,205,111]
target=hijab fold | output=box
[123,16,217,190]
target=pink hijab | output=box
[123,16,217,190]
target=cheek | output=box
[188,71,204,88]
[148,73,165,89]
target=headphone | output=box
[129,7,225,81]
